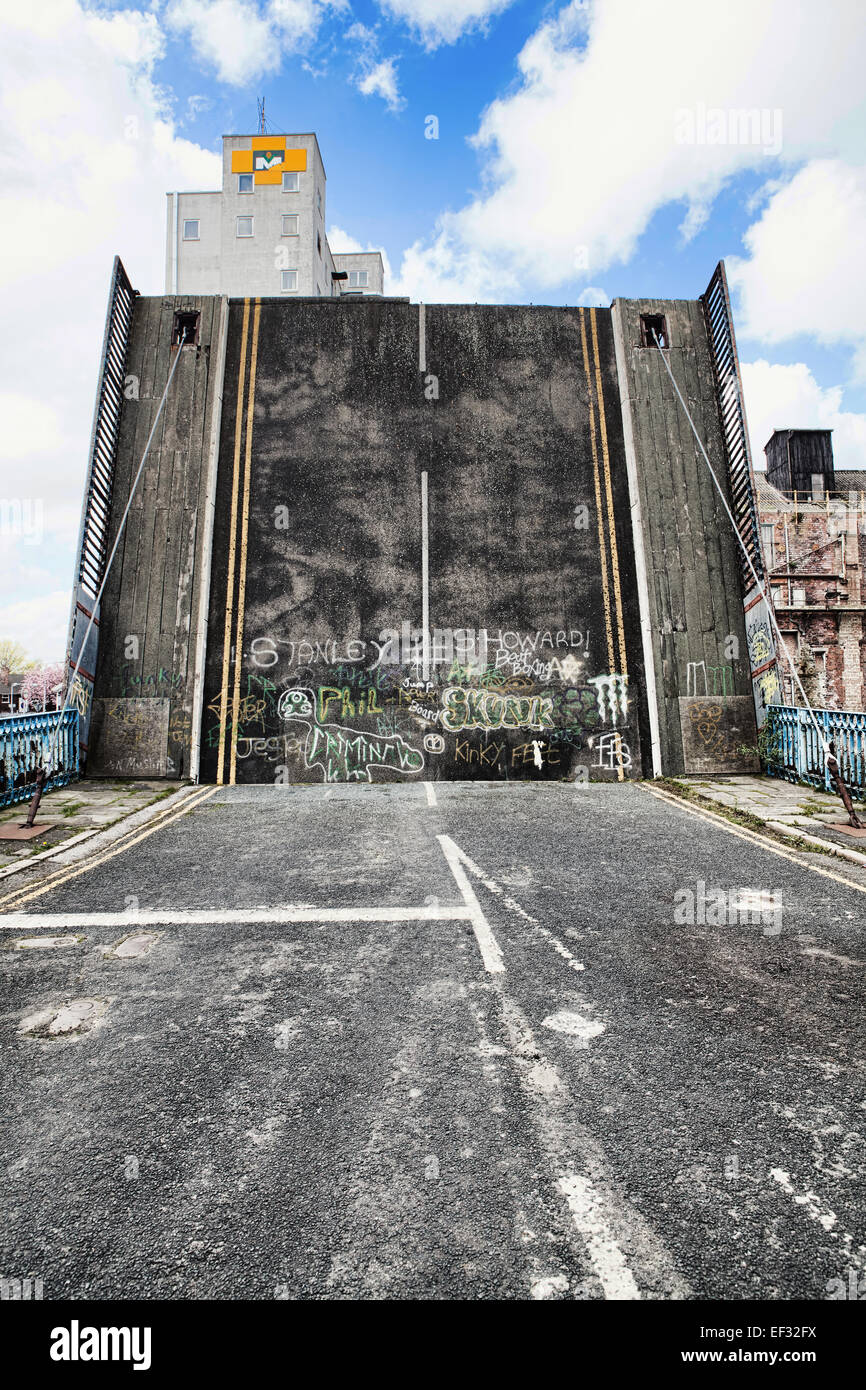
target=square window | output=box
[282,171,299,192]
[281,270,298,293]
[640,313,669,348]
[348,270,369,288]
[182,219,200,240]
[237,173,253,194]
[282,213,299,237]
[171,310,200,347]
[236,215,253,237]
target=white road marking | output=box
[437,835,505,974]
[770,1168,839,1234]
[443,837,585,973]
[496,994,687,1299]
[557,1173,641,1300]
[0,905,473,932]
[424,781,437,806]
[542,1010,606,1043]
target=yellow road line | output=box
[579,310,615,677]
[641,782,866,897]
[590,308,628,677]
[229,298,261,785]
[216,299,251,785]
[579,310,621,780]
[0,787,213,910]
[0,787,218,913]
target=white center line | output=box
[437,834,505,974]
[424,781,437,806]
[557,1173,641,1300]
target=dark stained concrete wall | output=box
[91,294,227,778]
[89,290,756,784]
[198,298,648,785]
[612,298,758,775]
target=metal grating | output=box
[702,261,765,588]
[64,256,136,760]
[73,256,136,596]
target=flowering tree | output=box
[19,664,65,712]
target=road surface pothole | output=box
[19,998,108,1038]
[541,1010,606,1045]
[106,932,160,959]
[10,935,84,950]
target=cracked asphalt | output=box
[0,781,864,1301]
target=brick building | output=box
[756,429,866,710]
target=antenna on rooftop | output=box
[257,97,266,134]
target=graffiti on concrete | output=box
[686,660,735,696]
[593,731,632,771]
[278,686,424,783]
[588,673,629,725]
[439,686,554,734]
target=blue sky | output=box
[1,0,866,660]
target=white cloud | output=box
[742,360,866,471]
[728,159,866,375]
[375,0,516,49]
[391,0,866,302]
[357,57,403,111]
[328,225,394,286]
[577,285,610,308]
[345,23,404,112]
[0,4,220,661]
[166,0,332,86]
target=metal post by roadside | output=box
[826,740,863,830]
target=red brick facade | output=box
[757,476,866,710]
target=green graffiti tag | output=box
[440,686,553,734]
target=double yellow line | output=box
[580,307,629,780]
[216,298,262,786]
[0,787,217,913]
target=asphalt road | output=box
[1,781,864,1301]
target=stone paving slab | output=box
[0,780,185,864]
[678,774,865,853]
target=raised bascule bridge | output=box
[68,260,773,787]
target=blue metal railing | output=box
[0,710,80,809]
[764,704,866,799]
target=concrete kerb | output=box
[655,778,866,871]
[0,784,199,881]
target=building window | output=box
[282,213,299,237]
[317,232,322,258]
[182,219,200,240]
[348,270,369,288]
[281,270,298,293]
[761,523,776,569]
[236,215,253,237]
[792,586,807,607]
[282,171,299,192]
[317,188,322,214]
[237,173,253,194]
[640,313,669,348]
[171,310,200,348]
